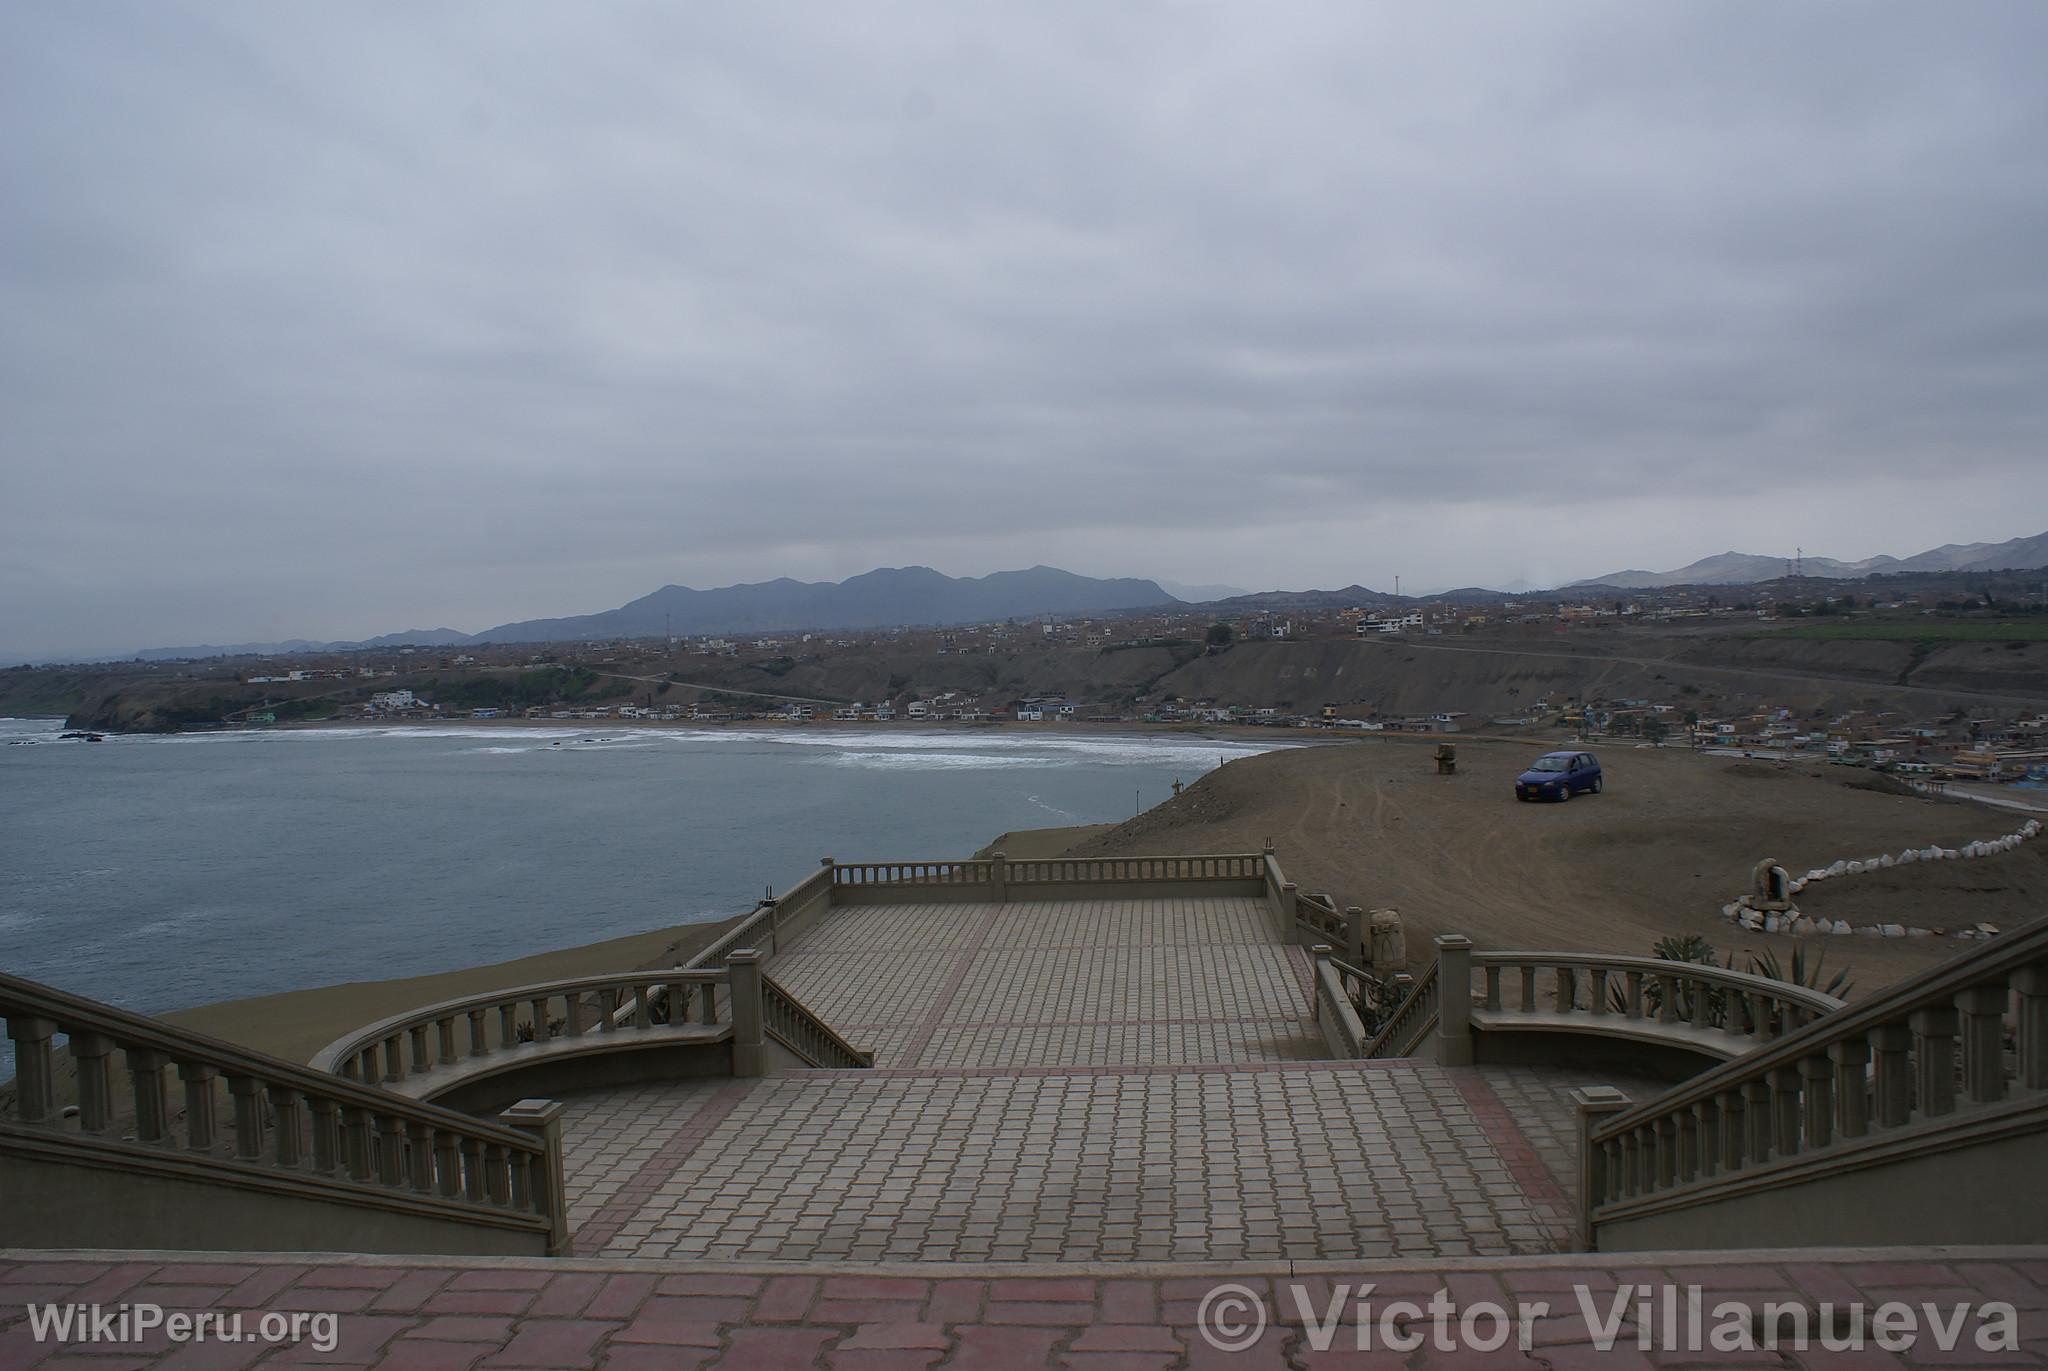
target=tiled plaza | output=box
[768,897,1322,1069]
[553,897,1672,1265]
[561,1062,1648,1263]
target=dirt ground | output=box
[1062,736,2043,996]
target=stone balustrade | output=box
[310,968,738,1091]
[1578,914,2048,1251]
[1363,956,1441,1059]
[1,970,562,1255]
[1472,950,1844,1059]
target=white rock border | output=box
[1719,817,2038,939]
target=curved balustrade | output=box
[1581,917,2048,1249]
[1473,951,1843,1058]
[310,970,732,1096]
[2,971,558,1253]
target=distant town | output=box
[13,567,2045,793]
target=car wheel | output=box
[1556,785,1571,802]
[1591,776,1603,794]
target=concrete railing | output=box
[310,966,740,1097]
[1578,915,2048,1251]
[1,971,563,1255]
[763,976,873,1069]
[827,852,1271,904]
[1363,956,1441,1060]
[1309,946,1370,1057]
[1472,950,1844,1065]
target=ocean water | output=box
[0,717,1288,1026]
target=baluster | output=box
[529,997,551,1040]
[1870,1022,1913,1126]
[702,982,720,1025]
[127,1048,169,1144]
[1743,1079,1773,1162]
[633,983,650,1030]
[1693,1099,1718,1178]
[484,1142,511,1204]
[226,1075,266,1160]
[435,1129,462,1197]
[408,1023,432,1072]
[1957,985,2009,1105]
[1620,1128,1642,1197]
[1800,1056,1833,1150]
[1655,1117,1678,1188]
[1656,974,1678,1025]
[357,1047,378,1081]
[1516,965,1535,1012]
[1769,1066,1801,1157]
[565,993,586,1037]
[376,1115,407,1186]
[508,1145,534,1209]
[341,1104,372,1181]
[2016,967,2048,1091]
[1590,968,1609,1017]
[1911,1005,1960,1118]
[598,988,619,1033]
[478,1008,498,1057]
[381,1035,403,1082]
[436,1017,458,1066]
[71,1033,116,1134]
[4,1017,57,1123]
[181,1063,219,1151]
[1676,1109,1698,1182]
[269,1086,305,1168]
[1716,1090,1744,1171]
[309,1098,341,1175]
[407,1120,435,1192]
[1622,970,1643,1020]
[1555,966,1576,1014]
[1830,1038,1871,1140]
[461,1137,485,1201]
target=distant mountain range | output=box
[126,566,1174,659]
[1572,531,2048,590]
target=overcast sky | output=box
[4,3,2046,659]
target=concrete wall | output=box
[1595,1124,2048,1251]
[0,1146,549,1256]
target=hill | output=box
[473,565,1173,642]
[1575,530,2048,588]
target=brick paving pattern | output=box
[5,1253,2044,1369]
[558,1062,1643,1263]
[769,897,1321,1067]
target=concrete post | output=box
[728,949,765,1077]
[1435,934,1475,1067]
[991,851,1008,903]
[1571,1086,1632,1250]
[499,1099,569,1256]
[1279,881,1298,943]
[1344,907,1367,966]
[1310,944,1332,1022]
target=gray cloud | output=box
[4,2,2047,657]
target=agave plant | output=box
[1744,944,1854,999]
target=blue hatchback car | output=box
[1516,750,1602,802]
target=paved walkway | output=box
[560,1064,1660,1263]
[5,1251,2043,1369]
[769,898,1322,1068]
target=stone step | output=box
[5,1246,2044,1368]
